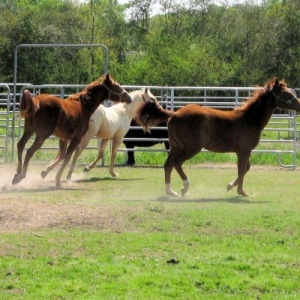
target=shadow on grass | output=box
[75,176,143,183]
[1,185,82,194]
[156,196,269,204]
[1,176,145,193]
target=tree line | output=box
[1,0,300,88]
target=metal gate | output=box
[11,43,109,161]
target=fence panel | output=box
[1,84,299,169]
[120,85,299,169]
[0,84,11,162]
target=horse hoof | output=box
[126,161,135,166]
[227,183,233,191]
[181,188,188,197]
[83,167,89,173]
[41,170,47,179]
[56,182,62,188]
[238,191,249,197]
[181,179,190,196]
[166,191,179,197]
[12,174,23,185]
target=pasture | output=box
[0,162,299,299]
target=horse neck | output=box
[82,88,107,117]
[125,93,144,118]
[242,93,275,128]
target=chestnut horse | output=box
[13,74,132,188]
[135,79,300,197]
[65,88,158,179]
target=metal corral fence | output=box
[0,83,299,168]
[0,83,31,163]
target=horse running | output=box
[135,79,300,197]
[13,74,132,187]
[65,88,158,179]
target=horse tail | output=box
[19,90,40,118]
[135,100,174,132]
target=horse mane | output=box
[236,78,287,113]
[67,75,107,104]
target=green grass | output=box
[3,137,298,168]
[1,164,300,299]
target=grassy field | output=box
[0,163,299,299]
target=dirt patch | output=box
[0,197,127,234]
[0,164,129,234]
[0,163,297,234]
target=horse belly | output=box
[54,116,85,140]
[96,121,122,140]
[205,128,260,153]
[202,129,239,153]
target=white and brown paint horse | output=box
[65,88,158,179]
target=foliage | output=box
[1,0,300,87]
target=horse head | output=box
[101,74,132,104]
[80,74,132,106]
[271,78,300,111]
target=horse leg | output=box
[67,139,90,180]
[109,138,123,177]
[41,139,68,178]
[15,129,33,174]
[164,141,170,154]
[237,157,251,197]
[66,145,82,180]
[12,136,47,185]
[55,138,81,188]
[125,144,135,166]
[227,152,251,197]
[67,126,97,179]
[173,150,199,197]
[174,162,190,197]
[164,153,178,197]
[84,139,109,173]
[227,160,251,194]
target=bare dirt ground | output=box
[0,163,295,234]
[0,164,128,234]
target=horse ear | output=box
[272,78,281,92]
[104,73,113,84]
[145,87,149,94]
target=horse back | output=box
[29,95,86,139]
[168,104,260,153]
